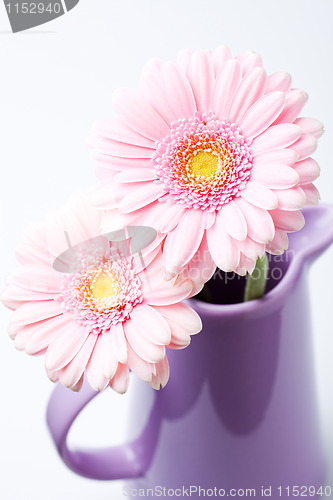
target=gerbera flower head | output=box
[90,46,323,277]
[2,193,202,393]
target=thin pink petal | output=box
[45,320,90,372]
[290,134,318,161]
[10,300,63,329]
[293,117,324,139]
[207,213,240,272]
[91,118,155,148]
[235,237,265,261]
[252,149,299,167]
[112,88,170,142]
[86,335,109,391]
[293,158,320,184]
[274,186,307,210]
[228,67,266,123]
[241,181,278,210]
[100,332,118,380]
[124,318,165,363]
[109,363,130,394]
[129,304,171,345]
[301,183,320,206]
[141,273,193,305]
[219,200,247,241]
[240,92,285,139]
[235,197,275,243]
[118,183,163,213]
[250,163,299,189]
[265,72,291,93]
[148,356,170,390]
[269,209,305,232]
[161,62,197,120]
[238,52,263,77]
[110,322,128,364]
[59,334,97,388]
[154,302,202,335]
[141,71,177,127]
[251,124,302,155]
[212,46,232,76]
[266,230,289,255]
[162,209,205,275]
[212,59,242,119]
[186,233,216,284]
[115,168,157,183]
[24,314,72,355]
[187,50,215,113]
[273,89,308,125]
[126,344,154,382]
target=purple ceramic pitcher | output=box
[47,205,333,499]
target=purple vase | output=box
[47,205,333,499]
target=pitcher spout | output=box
[289,204,333,264]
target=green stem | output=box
[244,253,269,302]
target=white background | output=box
[0,1,333,499]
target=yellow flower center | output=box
[187,151,220,178]
[90,273,119,300]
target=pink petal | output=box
[129,304,171,345]
[207,213,240,272]
[71,375,84,392]
[235,237,265,261]
[141,273,193,306]
[126,344,154,382]
[9,265,61,293]
[186,233,216,283]
[240,92,285,139]
[10,300,63,329]
[252,149,299,166]
[290,134,318,161]
[235,197,275,243]
[124,318,165,363]
[219,200,247,240]
[100,332,119,380]
[301,183,320,206]
[265,72,291,93]
[154,302,202,335]
[109,363,130,394]
[274,186,307,210]
[141,71,178,127]
[161,62,197,120]
[212,46,232,76]
[235,253,257,276]
[24,314,72,355]
[110,322,128,364]
[251,124,302,155]
[112,88,170,142]
[187,50,215,113]
[94,137,154,159]
[86,335,109,391]
[162,209,205,275]
[228,67,266,123]
[59,334,97,388]
[115,168,157,183]
[166,318,191,349]
[241,181,278,210]
[14,322,43,350]
[95,153,152,172]
[1,284,56,310]
[273,89,308,125]
[118,182,164,213]
[293,158,320,184]
[250,163,299,189]
[293,117,324,139]
[238,52,263,77]
[212,59,242,120]
[148,356,170,390]
[266,230,289,255]
[45,319,90,372]
[269,209,305,232]
[91,118,155,149]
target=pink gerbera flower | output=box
[90,47,323,277]
[2,193,202,393]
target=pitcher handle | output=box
[46,378,158,480]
